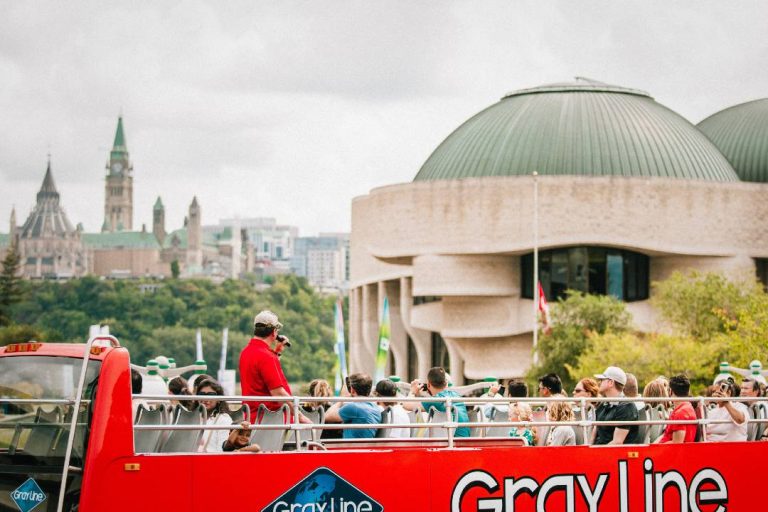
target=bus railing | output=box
[128,393,768,450]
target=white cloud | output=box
[1,1,766,236]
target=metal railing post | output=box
[446,397,454,449]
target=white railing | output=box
[130,393,768,451]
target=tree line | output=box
[0,257,341,384]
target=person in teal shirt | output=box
[411,366,470,437]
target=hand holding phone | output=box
[498,385,506,396]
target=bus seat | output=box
[485,407,509,437]
[300,406,325,442]
[134,404,167,453]
[637,405,651,444]
[375,406,392,438]
[159,404,205,453]
[467,406,484,438]
[230,403,251,425]
[251,404,290,452]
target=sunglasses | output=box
[198,391,219,396]
[574,388,585,393]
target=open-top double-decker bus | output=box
[0,336,760,512]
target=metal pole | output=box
[532,171,539,365]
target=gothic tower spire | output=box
[103,116,134,232]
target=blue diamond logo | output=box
[262,467,383,512]
[10,478,47,512]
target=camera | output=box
[498,385,506,396]
[420,383,429,392]
[719,382,729,393]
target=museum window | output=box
[521,247,649,302]
[413,295,441,306]
[756,259,768,291]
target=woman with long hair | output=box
[573,377,599,422]
[545,401,576,446]
[195,378,233,452]
[307,379,333,410]
[168,376,194,410]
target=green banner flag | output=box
[374,297,391,383]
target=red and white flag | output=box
[537,281,552,333]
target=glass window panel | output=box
[607,253,624,299]
[588,248,607,295]
[568,247,588,294]
[551,250,569,300]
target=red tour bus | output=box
[0,336,762,512]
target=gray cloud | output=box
[1,1,766,236]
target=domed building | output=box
[349,78,768,383]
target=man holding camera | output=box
[239,310,310,423]
[707,376,747,442]
[411,366,470,437]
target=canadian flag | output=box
[537,282,552,333]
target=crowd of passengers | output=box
[132,310,768,452]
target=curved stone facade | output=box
[350,175,767,382]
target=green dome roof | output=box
[414,78,738,182]
[697,98,768,183]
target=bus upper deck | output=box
[0,336,764,512]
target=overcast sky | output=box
[1,1,766,236]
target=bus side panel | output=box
[190,449,431,511]
[432,442,753,512]
[86,455,194,511]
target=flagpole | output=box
[532,171,539,365]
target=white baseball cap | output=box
[594,366,627,386]
[253,310,283,329]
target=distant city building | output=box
[13,157,88,278]
[292,234,349,291]
[349,79,768,385]
[0,117,240,280]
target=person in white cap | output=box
[238,310,310,424]
[591,366,640,445]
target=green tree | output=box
[527,290,631,389]
[0,324,44,346]
[569,331,721,393]
[0,243,23,326]
[714,291,768,368]
[652,271,752,341]
[170,260,180,279]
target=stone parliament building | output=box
[349,79,768,383]
[0,118,238,279]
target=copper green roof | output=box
[153,196,164,210]
[83,231,160,249]
[163,228,188,249]
[415,78,738,182]
[697,98,768,183]
[111,116,128,160]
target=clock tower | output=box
[103,116,134,232]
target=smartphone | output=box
[498,386,506,396]
[719,382,729,393]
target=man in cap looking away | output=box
[591,366,640,445]
[239,310,310,424]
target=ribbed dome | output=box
[414,78,739,182]
[697,98,768,183]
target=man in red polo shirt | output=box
[239,310,310,423]
[657,374,698,443]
